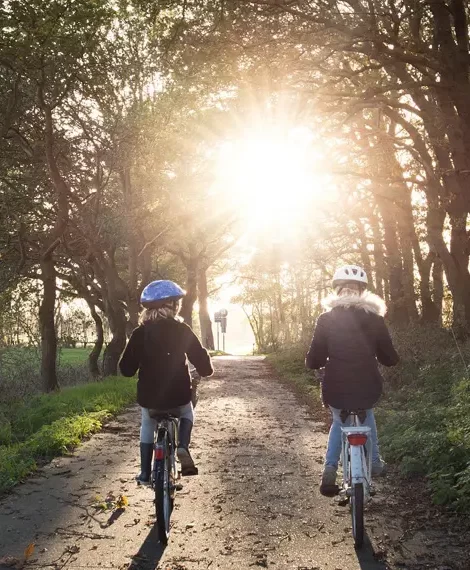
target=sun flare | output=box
[216,127,329,235]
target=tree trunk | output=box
[102,301,128,376]
[39,254,59,392]
[432,255,444,327]
[87,302,104,379]
[370,127,417,324]
[354,218,375,292]
[197,267,215,349]
[120,166,141,336]
[449,213,470,336]
[375,193,409,325]
[180,252,198,327]
[127,245,140,336]
[426,204,470,336]
[370,210,386,299]
[418,255,439,324]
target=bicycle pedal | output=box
[337,496,349,507]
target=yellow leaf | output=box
[24,543,35,560]
[117,494,129,508]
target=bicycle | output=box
[148,409,181,544]
[338,409,372,548]
[190,364,200,408]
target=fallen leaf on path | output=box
[116,494,129,508]
[24,544,35,561]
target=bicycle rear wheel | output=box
[351,482,364,548]
[155,430,173,544]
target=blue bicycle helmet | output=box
[140,280,185,308]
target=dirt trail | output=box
[0,356,468,570]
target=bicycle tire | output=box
[155,431,172,544]
[351,482,364,548]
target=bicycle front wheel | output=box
[155,433,172,544]
[351,482,364,548]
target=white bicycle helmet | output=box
[332,265,368,289]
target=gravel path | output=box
[0,356,468,570]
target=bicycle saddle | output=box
[340,409,367,424]
[148,409,180,420]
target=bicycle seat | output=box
[340,409,367,424]
[148,409,180,420]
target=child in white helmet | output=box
[305,265,399,496]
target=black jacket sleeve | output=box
[185,326,214,377]
[375,318,399,367]
[119,327,143,377]
[305,313,329,369]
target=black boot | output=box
[177,419,198,476]
[137,442,154,484]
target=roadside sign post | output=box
[214,309,228,352]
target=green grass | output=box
[0,376,137,495]
[266,345,323,410]
[58,347,93,365]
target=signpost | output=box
[214,309,228,352]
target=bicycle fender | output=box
[349,444,365,484]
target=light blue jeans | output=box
[325,407,380,468]
[140,403,194,444]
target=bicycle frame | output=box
[150,415,180,544]
[341,424,372,496]
[152,417,178,483]
[340,413,372,548]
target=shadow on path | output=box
[356,533,387,570]
[127,525,166,570]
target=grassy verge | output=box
[266,346,325,415]
[267,329,470,512]
[58,347,92,365]
[376,325,470,512]
[0,376,137,495]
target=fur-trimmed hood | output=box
[323,291,386,317]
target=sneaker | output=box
[320,465,338,497]
[177,447,198,476]
[371,459,387,477]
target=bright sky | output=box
[209,124,334,353]
[215,126,332,236]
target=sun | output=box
[215,126,330,235]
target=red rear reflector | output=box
[347,433,368,446]
[154,446,165,460]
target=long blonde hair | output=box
[139,300,182,324]
[335,282,363,297]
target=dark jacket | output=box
[119,317,213,409]
[305,292,399,410]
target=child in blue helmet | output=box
[119,280,213,481]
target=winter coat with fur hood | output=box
[305,292,399,410]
